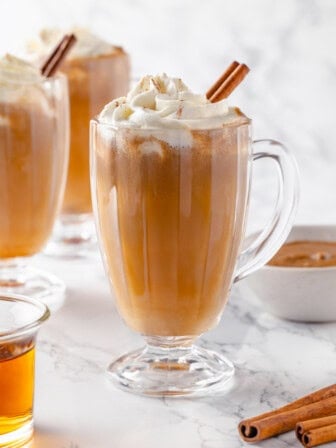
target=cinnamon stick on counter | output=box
[296,415,336,447]
[238,384,336,443]
[41,34,77,77]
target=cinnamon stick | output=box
[300,423,336,447]
[41,34,77,78]
[238,384,336,443]
[208,63,249,103]
[296,415,336,442]
[296,415,336,447]
[205,61,239,100]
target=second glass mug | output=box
[0,74,69,310]
[46,51,130,257]
[90,117,299,396]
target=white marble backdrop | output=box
[1,0,336,224]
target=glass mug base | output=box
[0,262,65,311]
[0,419,33,448]
[44,213,97,258]
[107,336,234,397]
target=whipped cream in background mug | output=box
[27,27,119,60]
[0,54,44,83]
[0,54,59,113]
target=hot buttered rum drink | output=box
[30,28,130,215]
[0,55,68,258]
[92,74,251,336]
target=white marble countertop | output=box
[30,250,336,448]
[0,1,335,446]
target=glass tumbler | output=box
[90,118,299,396]
[0,294,49,447]
[0,74,69,310]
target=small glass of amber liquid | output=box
[0,294,49,447]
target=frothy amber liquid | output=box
[0,339,34,437]
[62,51,129,215]
[0,97,67,258]
[94,125,250,336]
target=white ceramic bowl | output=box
[243,225,336,322]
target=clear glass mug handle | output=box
[234,139,300,282]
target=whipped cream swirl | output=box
[0,54,44,84]
[0,54,53,113]
[99,73,241,130]
[27,27,120,59]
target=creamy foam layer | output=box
[99,73,242,129]
[98,74,244,147]
[0,54,51,114]
[28,27,119,59]
[0,54,44,84]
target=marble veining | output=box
[0,0,335,446]
[28,253,336,447]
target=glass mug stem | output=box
[44,213,97,258]
[0,258,65,311]
[108,335,234,396]
[0,258,28,287]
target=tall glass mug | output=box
[0,74,69,309]
[48,49,130,256]
[90,118,298,396]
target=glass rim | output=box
[0,293,50,341]
[0,71,66,87]
[90,115,252,132]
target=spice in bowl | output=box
[268,241,336,268]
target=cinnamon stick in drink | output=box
[238,384,336,442]
[206,61,250,103]
[205,61,239,100]
[207,63,249,103]
[41,34,77,77]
